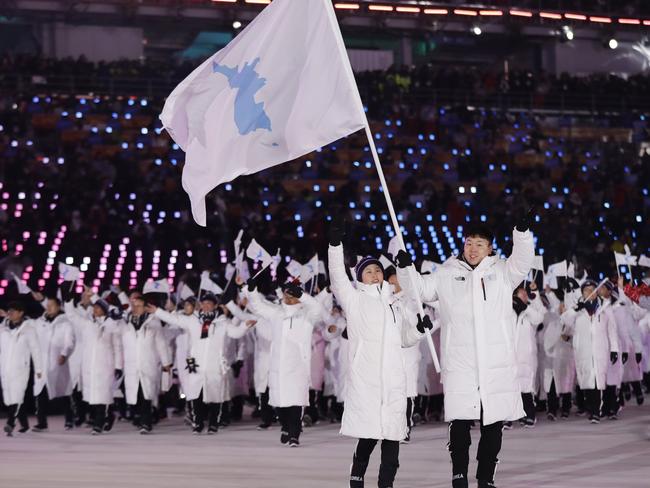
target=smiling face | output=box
[283,293,300,306]
[200,300,217,314]
[361,264,384,285]
[463,236,493,267]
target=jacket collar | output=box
[281,301,304,317]
[356,281,392,300]
[453,254,497,273]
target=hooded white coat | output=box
[154,308,249,403]
[33,313,75,399]
[541,291,577,394]
[0,319,43,405]
[561,301,619,390]
[245,289,324,408]
[119,313,172,405]
[64,302,124,405]
[329,244,423,441]
[513,295,546,394]
[398,229,534,425]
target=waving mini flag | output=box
[200,271,223,295]
[11,273,32,295]
[143,279,171,295]
[58,262,81,282]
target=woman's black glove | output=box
[622,352,629,364]
[516,207,535,232]
[610,352,618,365]
[416,314,434,333]
[395,250,413,269]
[328,215,345,246]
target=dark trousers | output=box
[92,404,108,431]
[406,397,414,430]
[277,406,302,440]
[547,380,572,415]
[448,418,503,483]
[583,388,602,417]
[35,387,50,428]
[575,385,586,412]
[259,389,275,425]
[130,384,153,430]
[6,403,29,430]
[305,389,321,423]
[602,385,618,416]
[191,392,221,430]
[71,387,87,425]
[521,392,536,421]
[350,438,400,488]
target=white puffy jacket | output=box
[514,295,546,394]
[0,319,43,405]
[33,313,75,399]
[398,228,534,425]
[329,244,423,441]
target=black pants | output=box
[6,403,29,430]
[92,404,108,431]
[305,389,321,423]
[448,418,503,483]
[521,392,536,421]
[575,385,586,412]
[192,392,221,430]
[547,380,572,416]
[35,387,74,428]
[259,389,275,425]
[406,397,414,430]
[350,438,400,488]
[71,387,87,425]
[583,388,602,417]
[277,406,302,440]
[131,384,153,430]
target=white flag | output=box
[301,254,319,284]
[178,283,195,300]
[236,252,250,282]
[387,235,401,260]
[547,260,568,277]
[225,263,236,281]
[614,251,637,267]
[143,279,170,295]
[286,260,303,279]
[200,271,223,295]
[318,260,327,276]
[532,255,544,271]
[11,273,31,294]
[639,255,650,268]
[420,260,439,274]
[58,262,81,282]
[160,0,366,226]
[379,255,394,270]
[246,239,273,268]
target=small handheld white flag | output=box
[143,279,171,295]
[420,260,439,274]
[639,255,650,268]
[387,235,401,260]
[532,255,544,271]
[200,271,224,295]
[178,283,195,300]
[12,273,32,295]
[246,239,274,269]
[379,255,394,270]
[286,260,303,280]
[614,251,637,267]
[58,262,81,282]
[301,254,319,284]
[160,0,366,225]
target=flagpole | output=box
[322,0,439,371]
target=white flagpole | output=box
[323,0,440,372]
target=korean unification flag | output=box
[143,279,171,295]
[58,262,81,282]
[160,0,367,226]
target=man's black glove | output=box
[636,353,643,364]
[516,207,535,232]
[231,360,244,378]
[114,369,123,381]
[574,301,586,312]
[416,313,434,334]
[284,283,303,299]
[622,352,629,364]
[247,274,259,292]
[109,308,123,321]
[395,250,413,269]
[328,215,345,246]
[610,352,618,365]
[185,357,198,374]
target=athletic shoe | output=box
[192,425,204,435]
[140,427,152,435]
[412,412,422,425]
[561,412,570,419]
[636,395,645,406]
[64,423,73,431]
[607,414,618,421]
[589,415,600,424]
[31,424,48,433]
[207,426,218,435]
[280,431,289,444]
[400,434,410,444]
[523,418,536,428]
[256,422,272,431]
[502,422,513,431]
[103,414,116,432]
[546,413,557,422]
[576,409,587,417]
[477,481,497,488]
[17,427,29,434]
[302,414,313,427]
[288,438,300,447]
[91,428,102,435]
[4,424,14,437]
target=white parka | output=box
[398,228,534,425]
[541,291,577,394]
[513,295,546,394]
[33,313,75,399]
[605,298,632,387]
[64,302,124,405]
[154,308,248,403]
[119,313,172,405]
[329,244,423,441]
[561,301,619,390]
[0,319,43,405]
[246,288,325,408]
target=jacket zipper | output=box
[481,278,487,301]
[389,304,396,323]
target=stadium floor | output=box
[1,404,649,488]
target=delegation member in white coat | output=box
[32,297,75,431]
[616,278,646,405]
[244,277,326,448]
[561,280,619,424]
[396,213,535,488]
[64,298,124,435]
[512,283,545,427]
[328,217,427,488]
[146,293,251,434]
[119,293,172,434]
[0,301,43,436]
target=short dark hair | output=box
[464,224,494,244]
[48,297,62,307]
[7,301,26,313]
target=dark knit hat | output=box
[580,279,599,291]
[355,257,384,282]
[200,292,219,304]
